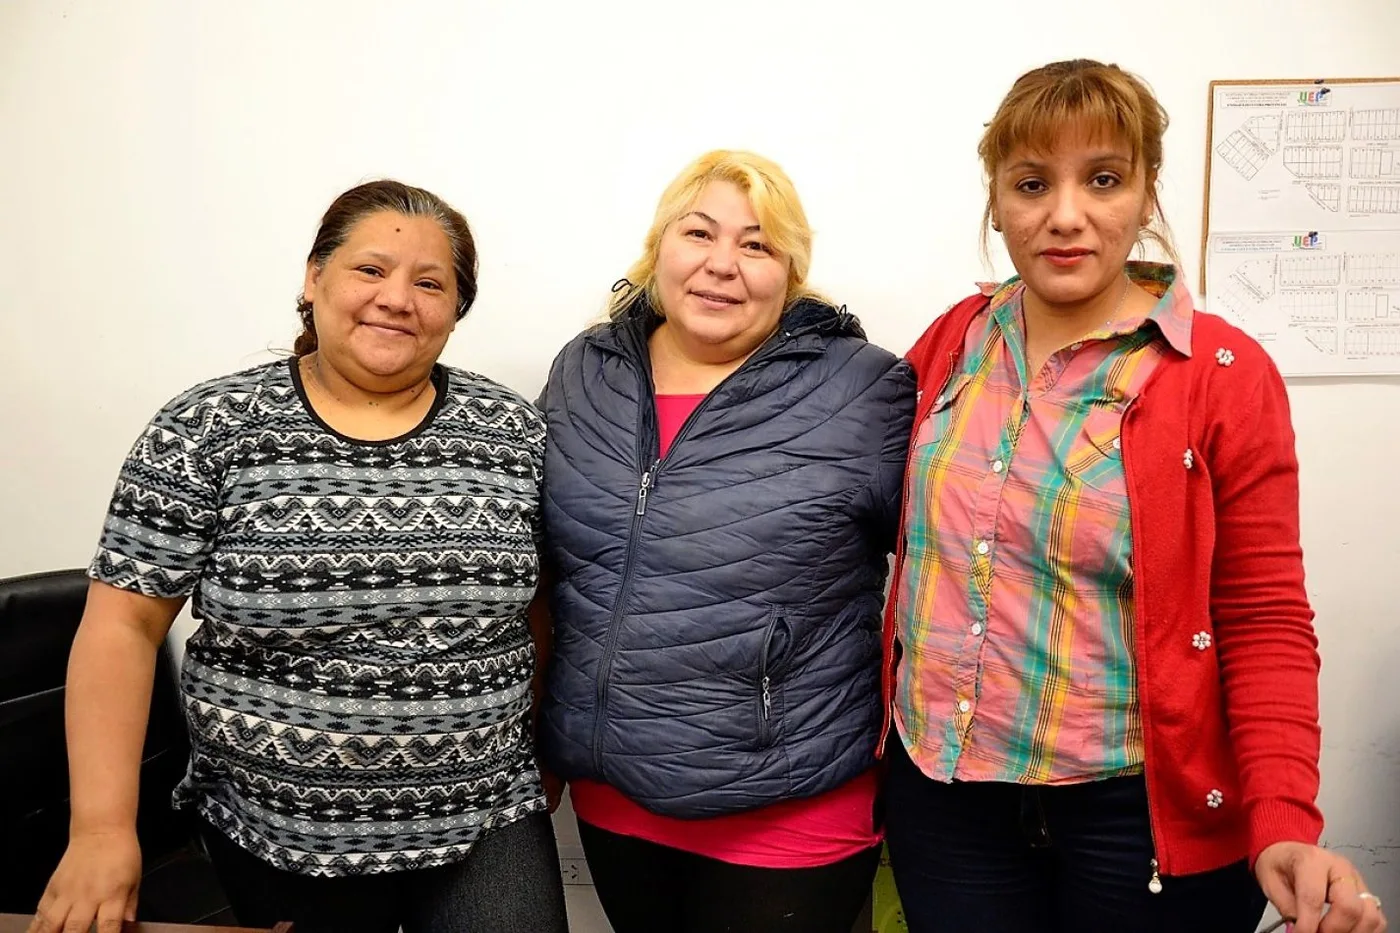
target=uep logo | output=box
[1291,231,1323,249]
[1298,87,1331,105]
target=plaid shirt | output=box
[894,262,1193,784]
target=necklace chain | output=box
[1105,274,1133,327]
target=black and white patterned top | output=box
[89,359,547,876]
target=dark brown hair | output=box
[978,59,1178,265]
[294,180,479,356]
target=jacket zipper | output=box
[635,465,654,516]
[757,610,784,746]
[589,327,806,774]
[591,459,656,772]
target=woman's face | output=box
[653,180,791,360]
[302,210,459,388]
[992,127,1152,310]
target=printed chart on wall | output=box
[1203,78,1400,376]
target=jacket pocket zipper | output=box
[756,609,787,747]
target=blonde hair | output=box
[610,149,825,318]
[978,59,1179,266]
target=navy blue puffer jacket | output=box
[538,296,915,818]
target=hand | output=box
[29,828,142,933]
[1256,841,1386,933]
[541,768,565,814]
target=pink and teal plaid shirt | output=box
[894,262,1194,785]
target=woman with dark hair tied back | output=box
[29,180,568,933]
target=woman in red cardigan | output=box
[881,59,1383,933]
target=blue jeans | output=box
[200,811,568,933]
[884,739,1267,933]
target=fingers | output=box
[95,897,128,933]
[1260,869,1300,925]
[1357,894,1387,933]
[26,895,65,933]
[1320,877,1365,933]
[59,900,97,933]
[1290,852,1331,933]
[28,888,116,933]
[1257,842,1308,926]
[541,769,564,814]
[1319,878,1386,933]
[1324,894,1387,933]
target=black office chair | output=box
[0,569,234,923]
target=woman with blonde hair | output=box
[882,60,1382,933]
[536,150,915,932]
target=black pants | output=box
[199,811,568,933]
[884,740,1267,933]
[578,819,881,933]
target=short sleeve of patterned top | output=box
[88,358,547,877]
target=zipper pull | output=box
[762,675,772,719]
[635,468,654,516]
[1148,858,1163,894]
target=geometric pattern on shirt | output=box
[89,359,547,876]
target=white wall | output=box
[2,2,1398,929]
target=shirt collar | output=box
[985,261,1193,358]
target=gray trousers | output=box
[200,811,569,933]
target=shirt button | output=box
[991,459,1005,473]
[958,699,971,713]
[1111,436,1121,450]
[975,540,990,555]
[971,623,984,636]
[935,395,946,407]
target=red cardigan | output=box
[880,294,1324,877]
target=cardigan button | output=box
[1215,348,1235,366]
[1183,448,1195,470]
[1206,789,1224,808]
[1192,631,1213,651]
